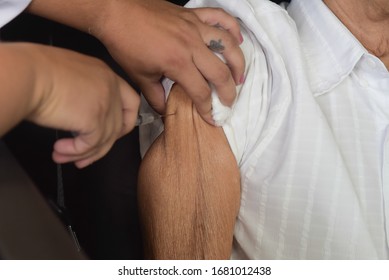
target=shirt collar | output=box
[287,0,367,95]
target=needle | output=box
[135,113,166,126]
[71,113,167,136]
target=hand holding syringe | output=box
[136,112,172,126]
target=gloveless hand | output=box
[97,0,245,124]
[20,43,139,168]
[27,0,245,125]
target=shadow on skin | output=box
[138,84,241,259]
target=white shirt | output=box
[0,0,31,28]
[141,0,389,259]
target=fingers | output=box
[193,7,243,44]
[137,79,166,115]
[52,107,122,168]
[194,51,236,109]
[171,63,215,124]
[171,28,244,119]
[162,12,244,124]
[118,79,141,137]
[100,1,245,127]
[200,24,245,87]
[180,7,245,117]
[189,6,245,87]
[52,135,113,169]
[52,79,140,169]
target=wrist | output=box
[27,0,111,37]
[94,0,142,46]
[18,43,52,120]
[0,43,47,134]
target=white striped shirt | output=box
[184,0,389,259]
[0,0,31,28]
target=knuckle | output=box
[191,85,212,104]
[93,99,111,129]
[220,31,236,47]
[132,93,141,108]
[165,47,192,71]
[223,91,237,105]
[97,89,112,110]
[174,16,203,44]
[212,7,226,15]
[214,66,232,85]
[180,23,201,46]
[181,9,201,23]
[167,53,188,70]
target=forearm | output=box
[26,0,111,37]
[25,0,150,43]
[0,43,44,136]
[26,0,245,124]
[0,40,140,167]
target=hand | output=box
[22,44,139,168]
[97,0,245,124]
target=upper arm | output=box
[138,84,241,259]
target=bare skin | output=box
[0,43,139,168]
[324,0,389,68]
[138,0,389,260]
[27,0,245,124]
[138,85,241,259]
[1,0,245,167]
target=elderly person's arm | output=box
[138,84,241,259]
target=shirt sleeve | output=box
[0,0,32,28]
[140,0,297,167]
[184,0,296,167]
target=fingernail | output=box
[239,74,245,85]
[208,118,216,126]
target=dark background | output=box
[0,0,287,259]
[1,17,144,260]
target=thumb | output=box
[139,80,167,115]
